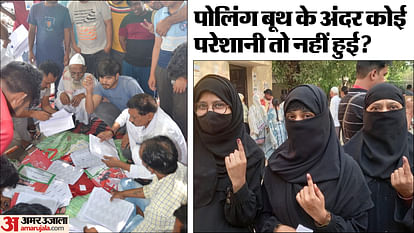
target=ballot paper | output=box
[39,109,75,137]
[89,134,119,159]
[47,160,84,185]
[14,191,60,214]
[71,148,105,168]
[3,180,72,208]
[76,187,134,232]
[18,165,55,185]
[296,224,313,232]
[44,179,73,207]
[84,164,107,178]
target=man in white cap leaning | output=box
[55,53,97,125]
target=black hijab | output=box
[268,84,340,183]
[194,75,264,208]
[344,82,413,179]
[264,85,373,229]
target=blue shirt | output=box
[28,3,71,67]
[154,3,187,68]
[93,75,144,111]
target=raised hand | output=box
[225,138,247,193]
[296,173,330,226]
[391,156,414,198]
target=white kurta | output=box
[115,107,187,179]
[55,68,97,125]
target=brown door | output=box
[229,64,248,104]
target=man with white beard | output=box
[55,53,97,125]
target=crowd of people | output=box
[1,1,187,232]
[194,61,413,232]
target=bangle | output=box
[397,192,413,201]
[315,211,331,227]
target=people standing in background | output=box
[167,42,188,140]
[107,1,130,66]
[68,1,112,78]
[148,1,187,119]
[119,1,154,96]
[27,0,71,92]
[340,86,348,98]
[329,86,341,137]
[249,94,267,148]
[267,98,287,159]
[261,89,273,112]
[238,93,250,134]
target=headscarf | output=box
[264,85,373,229]
[344,82,413,179]
[268,84,340,183]
[194,75,264,208]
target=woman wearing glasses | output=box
[194,74,265,232]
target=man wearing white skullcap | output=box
[330,86,341,137]
[55,53,97,125]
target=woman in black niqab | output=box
[257,84,373,232]
[344,82,414,232]
[194,75,265,232]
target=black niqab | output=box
[344,82,413,179]
[264,85,373,229]
[268,84,340,183]
[194,75,264,208]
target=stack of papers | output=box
[47,160,84,185]
[89,134,119,159]
[71,148,105,168]
[76,187,134,232]
[39,109,74,137]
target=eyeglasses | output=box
[195,101,229,116]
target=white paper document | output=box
[15,191,60,214]
[296,224,313,232]
[77,187,134,232]
[47,160,84,185]
[71,148,105,168]
[39,109,74,137]
[89,134,119,159]
[44,180,73,207]
[18,165,55,184]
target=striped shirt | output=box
[338,88,367,143]
[134,163,187,232]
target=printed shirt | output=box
[67,1,112,54]
[134,163,187,232]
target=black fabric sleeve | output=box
[223,182,257,227]
[394,196,413,231]
[315,210,369,232]
[223,158,263,228]
[256,185,282,232]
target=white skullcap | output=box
[330,86,339,94]
[69,53,85,66]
